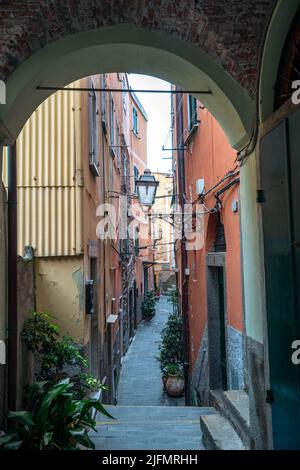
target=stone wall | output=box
[0,1,275,96]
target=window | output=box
[122,77,127,113]
[133,107,138,135]
[88,78,99,176]
[123,153,127,183]
[134,165,139,193]
[100,74,107,134]
[116,124,121,170]
[101,129,106,200]
[109,93,115,156]
[134,226,140,256]
[188,95,198,131]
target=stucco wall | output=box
[16,254,35,408]
[0,146,6,426]
[35,256,84,343]
[240,152,264,343]
[181,103,243,370]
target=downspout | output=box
[7,143,18,411]
[175,90,191,405]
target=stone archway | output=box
[0,1,275,148]
[0,0,279,448]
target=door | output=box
[206,255,228,391]
[134,281,138,330]
[260,116,300,449]
[143,267,149,296]
[90,258,100,378]
[217,267,228,390]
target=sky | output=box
[127,74,173,174]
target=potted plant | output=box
[0,379,113,450]
[154,288,161,300]
[165,363,185,397]
[158,313,184,396]
[141,291,156,321]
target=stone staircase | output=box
[200,390,250,450]
[91,405,216,450]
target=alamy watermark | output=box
[95,197,205,251]
[291,340,300,365]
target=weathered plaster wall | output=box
[0,146,6,426]
[240,153,264,343]
[16,254,35,409]
[35,256,84,343]
[182,104,243,371]
[239,150,271,449]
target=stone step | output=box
[209,389,250,448]
[200,413,247,450]
[93,405,216,450]
[223,390,250,446]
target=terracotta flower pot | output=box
[166,374,185,397]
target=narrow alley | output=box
[91,296,215,450]
[2,1,300,454]
[117,295,183,406]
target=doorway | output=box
[207,254,228,391]
[90,257,100,379]
[260,112,300,449]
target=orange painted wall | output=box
[175,97,243,370]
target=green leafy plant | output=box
[0,379,113,450]
[21,311,101,399]
[159,313,184,376]
[166,287,179,314]
[165,363,183,377]
[141,291,156,320]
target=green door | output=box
[260,115,300,449]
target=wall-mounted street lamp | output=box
[135,169,159,207]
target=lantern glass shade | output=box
[136,169,159,207]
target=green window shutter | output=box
[133,107,138,134]
[188,95,197,130]
[134,165,139,193]
[88,78,99,176]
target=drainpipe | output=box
[175,90,191,405]
[7,143,18,411]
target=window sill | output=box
[185,122,199,145]
[89,162,100,177]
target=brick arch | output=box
[0,0,275,146]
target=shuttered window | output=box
[88,78,99,176]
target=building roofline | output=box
[129,87,149,122]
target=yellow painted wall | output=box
[2,82,84,257]
[35,256,85,343]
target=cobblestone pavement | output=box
[117,295,184,406]
[92,296,215,450]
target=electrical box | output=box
[85,280,94,315]
[196,178,205,196]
